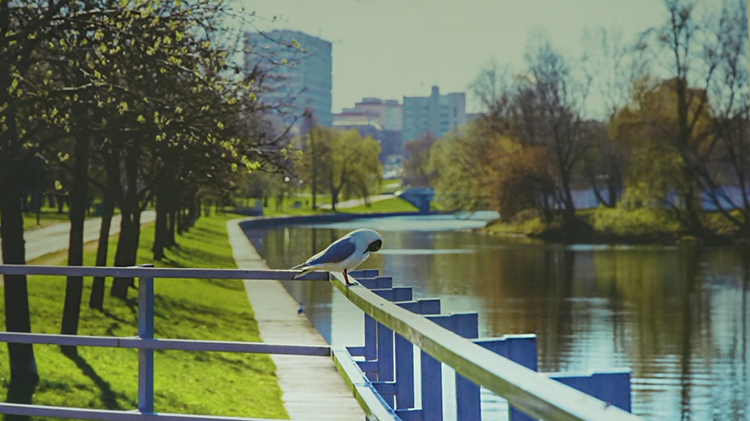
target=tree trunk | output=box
[89,154,120,310]
[559,171,577,227]
[0,138,39,413]
[167,208,176,246]
[60,131,89,355]
[0,1,40,399]
[111,149,141,299]
[152,188,168,260]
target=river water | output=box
[245,214,749,421]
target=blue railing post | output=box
[548,370,632,413]
[453,314,480,421]
[372,286,414,407]
[138,264,155,414]
[421,350,442,421]
[395,299,440,416]
[428,314,481,421]
[376,322,395,403]
[365,315,378,361]
[475,335,538,421]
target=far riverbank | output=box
[484,207,747,246]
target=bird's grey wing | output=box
[306,238,356,266]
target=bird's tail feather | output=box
[292,267,315,280]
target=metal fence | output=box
[0,264,646,421]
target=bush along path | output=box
[0,213,289,419]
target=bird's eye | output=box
[368,240,382,252]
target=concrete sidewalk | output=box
[0,211,156,263]
[227,218,364,421]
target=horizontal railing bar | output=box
[331,272,645,421]
[0,332,331,356]
[0,264,329,280]
[0,402,287,421]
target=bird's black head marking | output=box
[365,239,382,253]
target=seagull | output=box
[292,229,382,286]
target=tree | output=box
[402,133,437,188]
[701,0,750,235]
[580,27,649,207]
[297,128,382,210]
[429,124,495,212]
[470,37,591,227]
[633,0,719,236]
[0,0,71,408]
[522,36,591,226]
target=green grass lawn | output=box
[380,179,402,194]
[0,214,288,420]
[261,196,325,217]
[342,197,418,213]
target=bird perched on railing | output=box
[292,229,382,286]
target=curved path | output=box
[228,218,364,421]
[0,211,156,263]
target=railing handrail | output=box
[0,264,328,280]
[330,272,645,421]
[0,332,331,356]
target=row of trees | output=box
[1,0,293,409]
[295,127,383,211]
[408,0,749,239]
[242,126,384,212]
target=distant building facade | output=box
[333,97,402,131]
[402,86,466,142]
[244,30,332,129]
[333,97,404,160]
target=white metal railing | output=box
[0,264,647,421]
[0,265,330,421]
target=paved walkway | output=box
[227,218,364,421]
[0,211,156,263]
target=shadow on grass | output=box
[60,349,129,410]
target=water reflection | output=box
[245,216,749,421]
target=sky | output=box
[234,0,682,113]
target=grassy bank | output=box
[0,214,288,419]
[261,195,417,217]
[342,197,418,213]
[486,206,744,244]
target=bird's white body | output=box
[292,229,382,283]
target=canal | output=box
[244,214,749,421]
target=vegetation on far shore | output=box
[0,214,288,420]
[485,206,746,245]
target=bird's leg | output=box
[344,269,353,286]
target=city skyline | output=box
[236,0,678,114]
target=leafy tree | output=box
[429,124,495,212]
[402,133,437,188]
[2,0,291,393]
[470,37,591,227]
[297,128,382,210]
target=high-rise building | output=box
[244,30,332,129]
[402,86,466,142]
